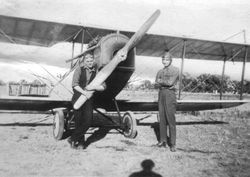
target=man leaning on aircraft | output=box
[68,52,106,149]
[68,51,127,149]
[155,51,179,152]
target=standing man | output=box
[69,52,106,149]
[155,51,179,152]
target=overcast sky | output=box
[0,0,249,83]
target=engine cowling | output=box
[94,33,135,69]
[93,33,135,101]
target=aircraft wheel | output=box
[53,109,65,140]
[122,111,137,139]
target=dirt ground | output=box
[0,104,249,177]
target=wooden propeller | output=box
[73,10,161,110]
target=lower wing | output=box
[0,98,248,112]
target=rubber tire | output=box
[122,111,137,139]
[53,109,65,140]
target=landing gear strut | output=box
[110,99,137,138]
[94,108,138,139]
[52,103,138,140]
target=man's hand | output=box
[81,89,92,99]
[85,85,95,91]
[85,84,106,91]
[73,86,92,99]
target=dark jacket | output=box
[71,66,96,104]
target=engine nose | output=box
[93,33,135,70]
[93,33,135,101]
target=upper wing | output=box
[0,15,249,61]
[0,15,114,47]
[134,34,250,62]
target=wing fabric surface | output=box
[0,98,247,112]
[0,15,114,47]
[99,100,248,111]
[0,15,249,61]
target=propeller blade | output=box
[73,10,161,110]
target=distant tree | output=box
[244,80,250,94]
[9,81,19,85]
[182,73,197,92]
[124,81,134,90]
[0,80,6,85]
[182,74,232,93]
[231,80,241,94]
[139,80,154,90]
[220,75,231,93]
[31,79,42,85]
[210,74,222,92]
[194,74,224,93]
[225,79,236,93]
[19,79,28,84]
[144,80,153,89]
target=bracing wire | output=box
[0,27,84,96]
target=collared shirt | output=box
[155,65,179,90]
[72,66,96,88]
[85,66,96,84]
[72,65,106,89]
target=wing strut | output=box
[71,41,75,68]
[178,40,186,100]
[220,56,227,100]
[240,46,248,100]
[81,28,85,52]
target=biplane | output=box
[0,10,249,140]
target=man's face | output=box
[84,54,94,68]
[162,54,172,67]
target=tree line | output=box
[125,73,250,94]
[0,79,45,86]
[1,74,249,94]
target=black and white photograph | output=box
[0,0,249,176]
